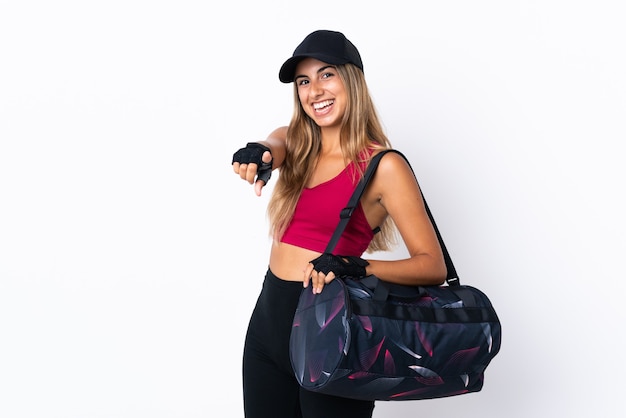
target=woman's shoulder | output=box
[367,149,415,189]
[371,148,411,170]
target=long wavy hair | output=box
[268,63,398,253]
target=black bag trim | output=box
[351,299,500,323]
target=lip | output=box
[312,99,334,115]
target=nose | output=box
[308,79,324,98]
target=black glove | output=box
[309,253,369,278]
[232,142,273,184]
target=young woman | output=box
[232,30,447,418]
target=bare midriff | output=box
[269,241,322,282]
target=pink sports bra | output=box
[280,161,375,256]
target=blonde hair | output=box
[268,63,397,253]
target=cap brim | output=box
[278,53,349,83]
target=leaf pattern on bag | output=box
[289,278,501,401]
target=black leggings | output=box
[242,269,375,418]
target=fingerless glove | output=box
[309,253,369,278]
[232,142,273,184]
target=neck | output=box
[320,126,342,155]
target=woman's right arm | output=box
[257,126,287,170]
[232,126,288,196]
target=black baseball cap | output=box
[278,30,363,83]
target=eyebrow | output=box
[294,65,336,82]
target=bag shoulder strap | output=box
[325,149,460,286]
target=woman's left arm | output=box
[365,152,448,286]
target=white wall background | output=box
[1,1,624,417]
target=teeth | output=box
[313,100,333,110]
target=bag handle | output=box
[325,149,460,286]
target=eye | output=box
[297,78,310,86]
[321,71,334,79]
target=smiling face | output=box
[294,58,348,130]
